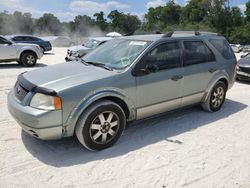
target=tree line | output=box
[0,0,250,44]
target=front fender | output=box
[64,88,136,137]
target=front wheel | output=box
[202,81,227,112]
[21,52,37,67]
[75,100,126,151]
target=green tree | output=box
[144,7,163,30]
[245,1,250,22]
[94,11,108,30]
[108,10,123,30]
[36,13,62,35]
[108,10,141,33]
[161,0,181,26]
[230,7,243,27]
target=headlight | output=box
[72,51,79,57]
[36,46,41,51]
[30,93,62,110]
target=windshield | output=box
[245,53,250,58]
[83,39,100,49]
[1,36,13,43]
[82,39,150,69]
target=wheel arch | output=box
[20,50,38,60]
[65,90,136,137]
[203,72,229,102]
[218,78,228,91]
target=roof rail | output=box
[155,31,162,34]
[162,31,221,38]
[162,31,174,38]
[124,31,134,36]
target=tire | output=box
[75,100,126,151]
[17,61,22,65]
[21,52,37,67]
[201,81,227,112]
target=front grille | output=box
[14,82,29,101]
[238,66,250,74]
[67,50,72,56]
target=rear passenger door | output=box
[181,40,217,106]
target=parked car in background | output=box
[65,37,113,61]
[0,35,43,67]
[243,45,250,53]
[7,35,52,53]
[237,52,250,81]
[230,44,242,53]
[8,31,236,151]
[42,36,73,47]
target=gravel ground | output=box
[0,48,250,188]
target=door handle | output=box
[171,75,183,81]
[208,68,217,73]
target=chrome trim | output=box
[136,91,205,120]
[137,98,180,120]
[181,92,204,107]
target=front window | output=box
[83,39,100,49]
[82,39,150,69]
[144,41,181,70]
[0,36,12,44]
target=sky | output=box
[0,0,248,21]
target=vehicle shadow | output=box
[44,52,54,55]
[0,63,47,69]
[236,79,250,85]
[21,99,247,167]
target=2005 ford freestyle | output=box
[8,31,237,151]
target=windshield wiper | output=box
[81,59,113,71]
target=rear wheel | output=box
[202,81,227,112]
[21,52,37,67]
[75,100,126,151]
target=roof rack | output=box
[162,31,220,38]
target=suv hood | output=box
[238,58,250,67]
[23,62,117,92]
[68,45,90,52]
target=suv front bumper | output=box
[7,90,63,140]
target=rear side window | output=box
[28,37,40,41]
[12,36,24,41]
[183,41,215,66]
[209,39,235,59]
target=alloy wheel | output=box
[211,86,225,108]
[89,111,120,144]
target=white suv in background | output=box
[0,35,43,67]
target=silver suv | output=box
[8,31,237,151]
[65,37,113,61]
[0,35,43,67]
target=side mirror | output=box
[5,41,12,45]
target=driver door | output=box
[133,41,183,119]
[0,37,16,60]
